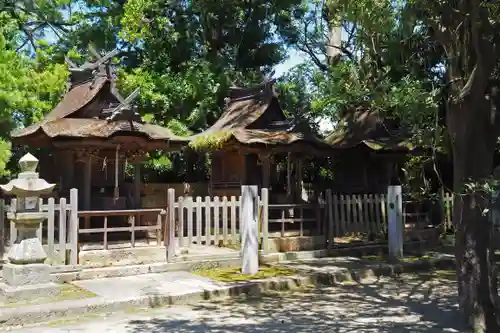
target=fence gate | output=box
[0,189,79,265]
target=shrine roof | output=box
[190,79,331,153]
[12,47,188,150]
[325,106,415,152]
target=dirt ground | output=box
[7,270,465,333]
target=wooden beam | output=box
[51,139,179,151]
[220,142,333,156]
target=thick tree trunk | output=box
[449,96,500,332]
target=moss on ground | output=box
[360,254,432,263]
[416,269,457,282]
[194,265,297,282]
[45,313,103,327]
[0,283,97,309]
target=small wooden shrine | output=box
[325,105,418,193]
[190,79,332,202]
[11,47,188,211]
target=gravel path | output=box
[6,271,465,333]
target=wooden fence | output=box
[168,188,388,251]
[0,186,450,266]
[169,188,270,251]
[322,190,388,247]
[0,189,79,265]
[77,208,165,250]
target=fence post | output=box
[166,188,176,262]
[387,185,403,259]
[47,198,55,262]
[0,199,4,262]
[59,198,67,264]
[261,188,269,252]
[69,189,79,265]
[10,198,17,245]
[37,198,43,241]
[326,189,334,250]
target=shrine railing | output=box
[77,209,166,250]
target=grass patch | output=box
[0,283,97,309]
[360,254,432,263]
[194,265,297,282]
[45,313,102,327]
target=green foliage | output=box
[144,154,173,173]
[0,15,67,177]
[401,155,433,200]
[0,139,12,177]
[277,62,326,132]
[0,0,309,179]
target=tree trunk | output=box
[326,25,342,65]
[448,96,500,332]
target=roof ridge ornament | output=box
[103,87,141,123]
[65,46,120,88]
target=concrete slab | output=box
[71,271,222,301]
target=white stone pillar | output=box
[241,185,259,274]
[387,185,403,259]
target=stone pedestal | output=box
[8,215,48,264]
[241,185,259,275]
[387,185,404,260]
[0,263,61,303]
[3,263,52,286]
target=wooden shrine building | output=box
[11,47,188,211]
[325,105,418,194]
[190,79,332,202]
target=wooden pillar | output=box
[286,153,292,197]
[208,153,213,196]
[83,155,92,210]
[386,160,394,187]
[296,157,303,201]
[66,151,75,193]
[134,162,141,208]
[243,153,258,185]
[261,154,271,190]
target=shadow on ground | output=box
[125,271,464,333]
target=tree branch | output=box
[297,20,328,71]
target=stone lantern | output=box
[0,153,55,286]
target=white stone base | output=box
[3,263,52,286]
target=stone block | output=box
[8,237,47,264]
[269,236,326,252]
[3,263,52,286]
[0,282,62,303]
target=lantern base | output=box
[7,237,47,264]
[3,263,52,286]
